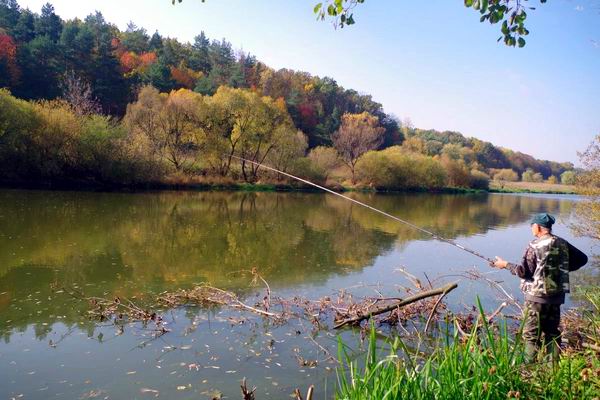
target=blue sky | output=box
[17,0,600,164]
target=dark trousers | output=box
[522,301,561,361]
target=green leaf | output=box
[481,0,489,13]
[501,20,509,34]
[464,0,474,7]
[327,4,336,16]
[518,37,526,48]
[313,3,322,14]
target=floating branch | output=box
[160,284,281,319]
[334,282,458,329]
[424,284,457,333]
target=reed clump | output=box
[335,299,600,400]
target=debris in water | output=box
[140,387,159,397]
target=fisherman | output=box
[492,213,588,361]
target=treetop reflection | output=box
[0,190,570,339]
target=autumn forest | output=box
[0,1,575,190]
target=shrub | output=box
[561,170,576,185]
[0,89,41,180]
[522,168,543,182]
[469,169,490,190]
[307,146,340,180]
[289,157,325,183]
[15,99,81,179]
[492,168,519,182]
[0,89,160,185]
[440,154,471,187]
[356,146,447,190]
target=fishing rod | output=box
[229,154,495,264]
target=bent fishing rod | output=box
[229,154,495,264]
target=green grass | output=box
[573,285,600,349]
[336,300,600,400]
[489,180,576,194]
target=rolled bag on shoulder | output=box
[520,234,570,299]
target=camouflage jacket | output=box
[508,234,587,304]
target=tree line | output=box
[0,0,575,190]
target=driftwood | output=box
[160,284,281,319]
[487,301,508,324]
[294,385,314,400]
[423,283,457,332]
[334,282,458,329]
[240,377,256,400]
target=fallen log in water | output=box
[333,282,458,329]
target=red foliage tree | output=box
[0,34,20,85]
[139,52,157,68]
[298,102,317,130]
[119,51,141,74]
[170,65,199,89]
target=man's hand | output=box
[492,256,509,269]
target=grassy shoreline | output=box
[489,180,576,194]
[0,178,576,195]
[0,177,487,194]
[336,291,600,399]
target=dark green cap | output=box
[530,213,555,228]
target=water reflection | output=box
[0,190,589,399]
[0,190,572,340]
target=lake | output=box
[0,189,595,399]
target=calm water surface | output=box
[0,190,595,399]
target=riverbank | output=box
[336,288,600,399]
[489,180,576,194]
[0,175,488,194]
[5,176,577,195]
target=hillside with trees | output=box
[0,0,575,190]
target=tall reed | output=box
[336,299,600,399]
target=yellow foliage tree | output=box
[125,86,204,171]
[201,87,299,181]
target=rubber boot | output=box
[524,341,538,363]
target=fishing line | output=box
[228,154,495,264]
